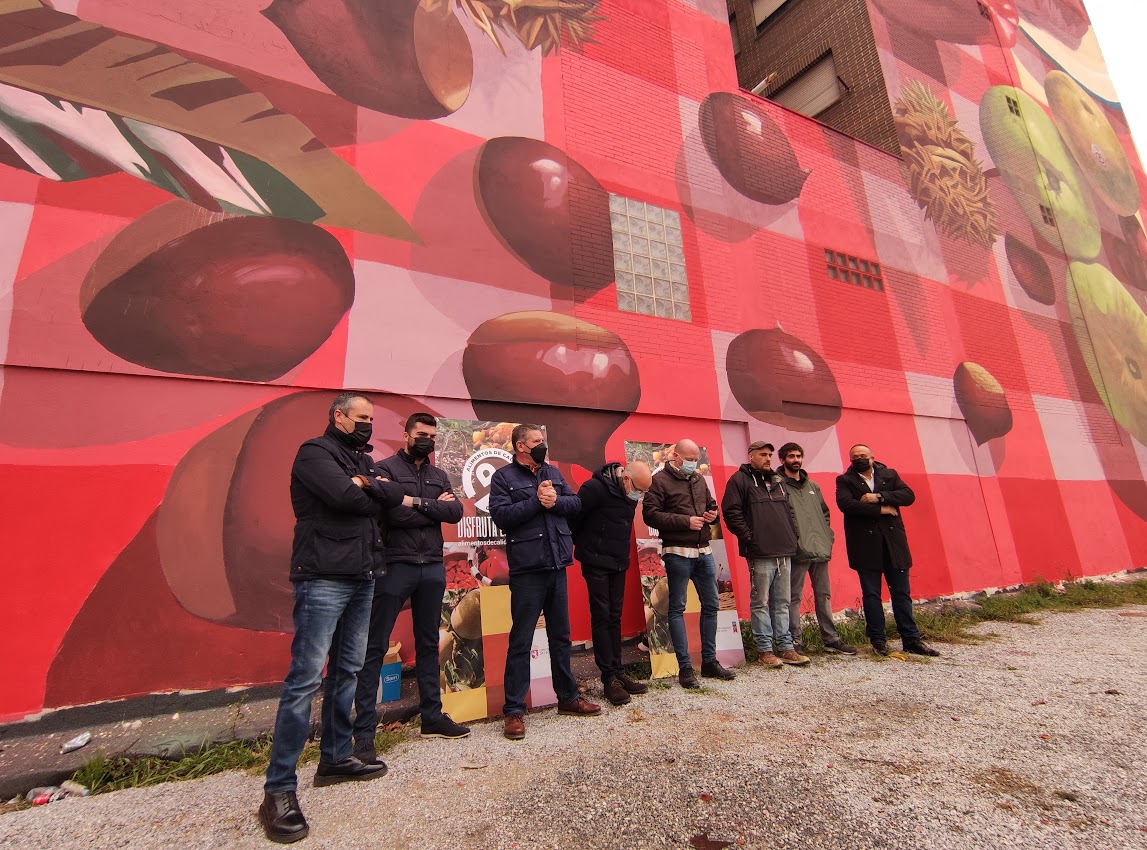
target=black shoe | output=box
[420,713,471,739]
[353,746,379,765]
[604,678,632,706]
[700,660,735,680]
[871,641,889,656]
[903,641,940,657]
[824,642,858,656]
[313,756,387,787]
[617,673,648,695]
[259,791,309,844]
[679,665,700,689]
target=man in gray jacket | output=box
[777,443,856,656]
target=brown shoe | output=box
[503,714,525,740]
[758,652,784,669]
[603,679,631,706]
[557,697,602,716]
[779,649,811,666]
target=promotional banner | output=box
[626,441,746,677]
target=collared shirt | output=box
[662,544,713,559]
[860,471,876,492]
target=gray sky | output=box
[1086,1,1147,163]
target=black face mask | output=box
[529,443,548,465]
[851,457,871,473]
[409,436,435,459]
[333,420,372,449]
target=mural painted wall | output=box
[1,0,1146,720]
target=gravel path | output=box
[3,607,1145,850]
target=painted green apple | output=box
[1046,71,1140,217]
[1067,261,1147,444]
[980,86,1100,260]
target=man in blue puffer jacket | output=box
[489,424,601,740]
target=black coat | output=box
[721,464,798,559]
[489,459,580,574]
[642,466,718,548]
[835,462,915,572]
[376,451,464,564]
[289,428,407,582]
[571,463,637,572]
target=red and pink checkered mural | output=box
[1,0,1144,720]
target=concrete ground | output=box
[0,606,1144,849]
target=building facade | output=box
[1,0,1144,720]
[728,0,899,153]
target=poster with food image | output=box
[439,584,487,723]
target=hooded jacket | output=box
[376,450,464,564]
[835,461,915,571]
[642,464,718,549]
[777,468,834,563]
[289,426,408,582]
[571,463,638,572]
[721,464,798,559]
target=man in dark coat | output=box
[571,460,653,706]
[353,413,468,760]
[260,393,417,844]
[835,444,939,657]
[642,439,736,688]
[489,424,601,740]
[722,441,809,668]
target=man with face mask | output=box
[643,439,736,688]
[570,460,654,706]
[489,424,600,740]
[835,444,939,657]
[352,413,468,760]
[260,393,419,845]
[776,442,855,656]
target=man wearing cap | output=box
[722,441,809,668]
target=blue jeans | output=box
[503,569,578,716]
[749,557,793,652]
[353,562,447,751]
[265,578,374,793]
[662,552,719,669]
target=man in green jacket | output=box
[777,443,856,656]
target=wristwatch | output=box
[412,496,423,509]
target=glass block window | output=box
[611,194,691,321]
[825,249,884,291]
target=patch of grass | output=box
[623,658,652,681]
[745,577,1147,654]
[72,721,410,796]
[647,678,672,690]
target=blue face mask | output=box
[679,460,698,475]
[627,488,642,502]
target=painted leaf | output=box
[0,0,416,241]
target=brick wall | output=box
[728,0,899,154]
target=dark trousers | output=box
[503,569,578,716]
[353,561,446,751]
[857,543,921,646]
[582,566,627,683]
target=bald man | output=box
[642,441,735,688]
[572,461,654,706]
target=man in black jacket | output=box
[642,439,736,688]
[353,413,468,758]
[571,460,653,706]
[835,444,939,657]
[490,424,600,741]
[260,393,417,845]
[722,441,809,668]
